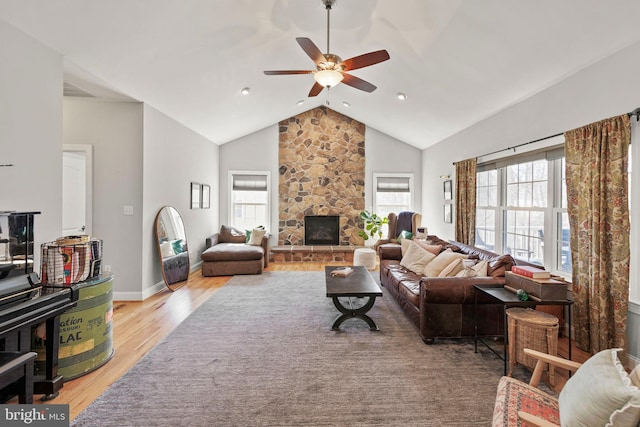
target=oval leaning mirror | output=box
[154,206,190,291]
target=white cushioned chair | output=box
[492,348,640,427]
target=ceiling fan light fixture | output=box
[314,69,344,88]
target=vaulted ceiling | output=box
[2,0,640,149]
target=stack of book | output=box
[506,266,568,300]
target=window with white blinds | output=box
[229,171,270,232]
[373,174,413,229]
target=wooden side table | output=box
[473,284,573,375]
[507,308,559,385]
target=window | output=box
[373,173,413,216]
[475,146,569,277]
[373,174,414,237]
[229,171,270,232]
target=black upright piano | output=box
[0,212,79,400]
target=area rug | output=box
[72,271,509,426]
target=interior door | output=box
[63,145,93,236]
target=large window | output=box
[475,146,569,276]
[229,171,270,232]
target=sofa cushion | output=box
[201,243,264,262]
[423,249,467,277]
[400,241,436,274]
[397,279,421,307]
[219,225,247,243]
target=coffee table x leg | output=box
[331,296,379,331]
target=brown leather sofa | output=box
[201,225,269,276]
[379,235,524,343]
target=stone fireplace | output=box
[278,106,365,251]
[304,215,340,246]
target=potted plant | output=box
[357,210,389,243]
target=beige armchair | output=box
[373,211,421,251]
[492,348,640,426]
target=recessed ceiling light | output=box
[240,87,250,95]
[342,101,351,107]
[297,100,305,105]
[397,92,407,101]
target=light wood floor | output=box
[31,261,588,420]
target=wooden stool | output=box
[0,351,37,404]
[506,308,559,386]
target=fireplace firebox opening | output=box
[304,215,340,245]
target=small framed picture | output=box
[191,182,201,209]
[443,180,453,200]
[444,204,452,223]
[201,184,210,209]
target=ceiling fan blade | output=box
[308,82,325,97]
[296,37,327,64]
[264,70,313,75]
[341,73,377,93]
[341,50,390,71]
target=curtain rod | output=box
[453,107,640,165]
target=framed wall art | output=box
[201,184,210,209]
[444,203,452,223]
[443,179,453,201]
[191,182,201,209]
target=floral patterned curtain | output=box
[564,114,630,354]
[455,158,477,245]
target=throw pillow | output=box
[423,249,467,277]
[437,258,465,277]
[487,254,516,277]
[247,227,266,246]
[558,348,640,426]
[400,238,413,256]
[396,230,413,244]
[245,225,265,244]
[159,242,174,258]
[400,241,437,275]
[220,225,247,243]
[171,239,185,254]
[454,260,489,278]
[413,240,443,255]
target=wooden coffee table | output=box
[325,266,383,331]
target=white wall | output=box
[63,99,144,299]
[142,105,219,298]
[219,125,280,246]
[422,40,640,361]
[0,19,63,253]
[365,127,422,213]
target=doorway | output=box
[63,145,93,236]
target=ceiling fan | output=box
[264,0,390,97]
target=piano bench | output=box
[0,351,37,404]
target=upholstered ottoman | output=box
[353,247,376,271]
